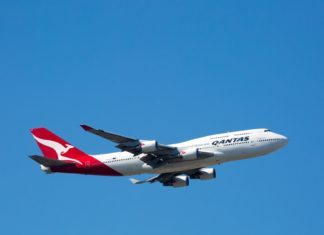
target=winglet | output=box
[80,124,94,131]
[129,178,142,184]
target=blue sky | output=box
[0,1,323,234]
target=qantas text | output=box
[212,136,250,145]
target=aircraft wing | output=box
[130,169,201,185]
[81,124,135,143]
[81,125,179,165]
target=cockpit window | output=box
[264,129,271,132]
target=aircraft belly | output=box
[107,160,144,176]
[106,157,220,175]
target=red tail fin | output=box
[30,128,87,164]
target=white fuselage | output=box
[91,128,288,176]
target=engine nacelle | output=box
[180,148,199,160]
[179,149,217,161]
[163,175,189,188]
[140,140,158,153]
[190,168,216,180]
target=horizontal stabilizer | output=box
[29,155,76,167]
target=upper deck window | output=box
[264,129,271,132]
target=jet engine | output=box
[140,140,158,153]
[180,149,215,160]
[180,148,204,160]
[163,175,189,188]
[190,168,216,180]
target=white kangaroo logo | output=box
[33,135,83,165]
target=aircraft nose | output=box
[279,134,289,146]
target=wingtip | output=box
[129,178,140,184]
[80,124,93,131]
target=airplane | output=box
[29,125,288,187]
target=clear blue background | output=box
[0,1,323,234]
